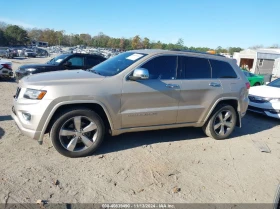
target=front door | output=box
[64,56,85,70]
[121,55,181,128]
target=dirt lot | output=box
[0,57,280,204]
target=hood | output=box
[20,64,53,69]
[21,70,105,86]
[249,85,280,98]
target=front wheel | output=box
[50,108,105,158]
[202,104,237,140]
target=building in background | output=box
[233,48,280,75]
[272,58,280,78]
[31,40,48,47]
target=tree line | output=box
[0,21,245,55]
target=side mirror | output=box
[129,68,149,81]
[266,82,270,85]
[63,61,72,67]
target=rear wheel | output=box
[254,82,260,86]
[50,108,105,158]
[202,104,237,140]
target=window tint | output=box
[86,56,103,66]
[179,56,211,79]
[141,56,177,79]
[210,59,237,79]
[68,57,84,66]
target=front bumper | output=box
[11,93,53,141]
[11,106,41,139]
[248,101,280,119]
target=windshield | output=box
[90,52,147,76]
[267,78,280,88]
[47,54,69,65]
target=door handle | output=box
[209,82,221,87]
[166,84,180,88]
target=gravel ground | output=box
[0,57,280,204]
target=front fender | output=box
[37,99,114,142]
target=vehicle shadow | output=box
[0,126,5,140]
[96,112,279,155]
[12,57,26,60]
[0,78,16,83]
[232,112,280,137]
[0,115,13,122]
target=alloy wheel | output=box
[213,110,234,136]
[59,116,98,152]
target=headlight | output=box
[26,68,36,72]
[24,89,47,100]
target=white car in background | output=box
[0,59,13,79]
[248,78,280,119]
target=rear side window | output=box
[179,56,211,79]
[141,56,177,79]
[210,59,237,78]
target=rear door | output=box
[177,56,223,123]
[209,58,241,100]
[121,55,181,128]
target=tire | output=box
[254,82,260,86]
[202,104,237,140]
[50,108,105,158]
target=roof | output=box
[257,49,280,54]
[130,49,228,60]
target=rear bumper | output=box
[11,106,41,139]
[0,68,13,77]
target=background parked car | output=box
[0,59,13,79]
[24,49,37,58]
[242,70,264,86]
[34,47,49,57]
[0,47,9,58]
[248,78,280,119]
[5,48,18,58]
[15,53,106,81]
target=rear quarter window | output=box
[210,59,237,79]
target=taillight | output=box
[246,82,250,89]
[1,64,12,70]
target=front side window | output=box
[210,59,237,79]
[140,56,177,80]
[67,56,84,66]
[179,56,211,79]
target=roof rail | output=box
[170,49,225,57]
